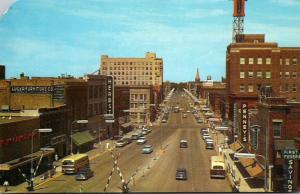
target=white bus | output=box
[61,154,90,174]
[210,156,226,178]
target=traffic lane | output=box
[34,125,166,192]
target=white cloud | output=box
[0,0,17,17]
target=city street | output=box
[28,94,231,193]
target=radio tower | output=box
[232,0,247,43]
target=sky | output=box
[0,0,300,82]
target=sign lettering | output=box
[241,102,248,143]
[106,76,114,116]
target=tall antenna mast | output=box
[232,0,247,43]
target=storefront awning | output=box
[245,162,264,177]
[0,149,54,171]
[229,141,243,152]
[121,122,132,128]
[240,157,255,168]
[274,140,296,150]
[71,131,95,146]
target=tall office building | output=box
[100,52,163,124]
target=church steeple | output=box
[195,68,200,83]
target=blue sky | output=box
[0,0,300,82]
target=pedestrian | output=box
[3,181,9,192]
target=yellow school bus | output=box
[61,154,89,174]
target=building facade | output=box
[0,65,5,80]
[100,52,163,125]
[226,34,300,121]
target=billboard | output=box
[233,0,245,17]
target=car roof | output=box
[180,140,188,142]
[144,145,152,147]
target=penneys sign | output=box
[241,102,248,143]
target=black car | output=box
[75,168,94,181]
[180,140,188,148]
[176,168,187,180]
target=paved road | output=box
[31,92,231,193]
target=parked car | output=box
[75,168,94,181]
[186,110,191,113]
[205,141,214,149]
[183,114,187,118]
[137,137,147,144]
[142,145,153,154]
[115,140,126,147]
[176,168,187,180]
[142,128,151,135]
[180,140,188,148]
[131,133,139,140]
[197,118,203,123]
[200,128,209,135]
[122,138,132,145]
[162,118,167,123]
[202,133,211,140]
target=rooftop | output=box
[0,116,37,124]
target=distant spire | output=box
[195,68,200,83]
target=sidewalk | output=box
[209,124,265,192]
[2,138,116,193]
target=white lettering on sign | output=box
[241,102,248,143]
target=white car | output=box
[142,145,153,154]
[202,134,211,140]
[137,137,147,144]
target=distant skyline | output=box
[0,0,300,82]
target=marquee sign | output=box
[283,149,299,192]
[0,131,39,148]
[283,149,300,160]
[241,102,248,143]
[106,76,114,122]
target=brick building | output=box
[100,52,163,125]
[232,97,300,192]
[0,116,54,185]
[225,34,300,121]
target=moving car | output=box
[142,145,153,154]
[122,138,132,145]
[131,133,139,140]
[162,118,167,123]
[200,128,209,135]
[176,168,187,180]
[202,133,211,140]
[75,168,94,181]
[205,141,214,149]
[183,113,187,118]
[180,140,188,148]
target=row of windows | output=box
[130,94,147,101]
[102,61,161,66]
[114,81,154,86]
[280,58,298,65]
[240,71,271,79]
[279,84,298,92]
[102,66,161,71]
[240,57,271,65]
[279,72,298,79]
[113,76,153,81]
[88,85,105,99]
[130,103,148,109]
[240,57,299,65]
[239,84,298,93]
[107,71,155,76]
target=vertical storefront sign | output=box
[106,76,114,115]
[241,102,248,143]
[283,149,300,192]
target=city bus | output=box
[210,156,226,178]
[61,154,90,174]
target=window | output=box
[248,84,254,92]
[285,84,289,92]
[257,84,261,92]
[292,58,298,65]
[248,58,254,64]
[292,84,297,92]
[248,72,253,78]
[279,85,282,92]
[273,122,282,138]
[240,85,245,92]
[257,58,263,65]
[266,72,271,79]
[280,58,283,65]
[285,72,290,79]
[257,72,262,78]
[285,58,290,65]
[292,72,297,79]
[266,58,271,65]
[280,72,282,79]
[240,58,245,65]
[240,72,245,79]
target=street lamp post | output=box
[29,128,52,191]
[70,120,88,155]
[234,153,268,192]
